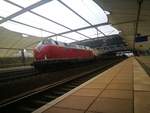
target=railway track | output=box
[0,67,38,82]
[0,59,115,104]
[0,60,97,83]
[0,58,124,113]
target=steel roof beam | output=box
[46,22,109,38]
[10,19,56,34]
[0,47,32,50]
[4,0,92,39]
[24,22,108,48]
[1,17,78,42]
[58,0,108,37]
[1,0,109,49]
[0,17,78,41]
[31,12,92,39]
[0,0,53,24]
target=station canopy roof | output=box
[0,0,119,44]
[94,0,150,50]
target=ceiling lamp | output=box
[104,10,110,15]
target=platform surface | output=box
[33,57,150,113]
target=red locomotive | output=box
[33,38,95,65]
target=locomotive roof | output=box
[42,38,91,50]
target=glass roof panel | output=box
[63,32,88,41]
[51,36,75,43]
[12,12,69,33]
[1,21,52,37]
[8,0,40,8]
[78,28,98,38]
[61,0,108,25]
[97,33,105,37]
[0,1,21,17]
[98,25,120,36]
[78,25,119,38]
[32,0,90,29]
[89,32,104,38]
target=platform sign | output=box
[135,35,148,42]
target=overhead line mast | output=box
[133,0,143,50]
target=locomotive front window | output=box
[54,41,58,45]
[64,43,68,46]
[42,39,48,44]
[43,38,56,45]
[51,40,57,45]
[48,39,53,44]
[37,41,43,46]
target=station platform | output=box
[33,57,150,113]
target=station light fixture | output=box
[22,34,28,37]
[104,10,111,15]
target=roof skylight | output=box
[78,28,99,38]
[0,0,120,43]
[32,0,90,29]
[8,0,40,8]
[98,25,120,36]
[13,12,69,33]
[0,1,21,17]
[1,21,52,37]
[63,32,89,40]
[51,36,75,43]
[61,0,108,25]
